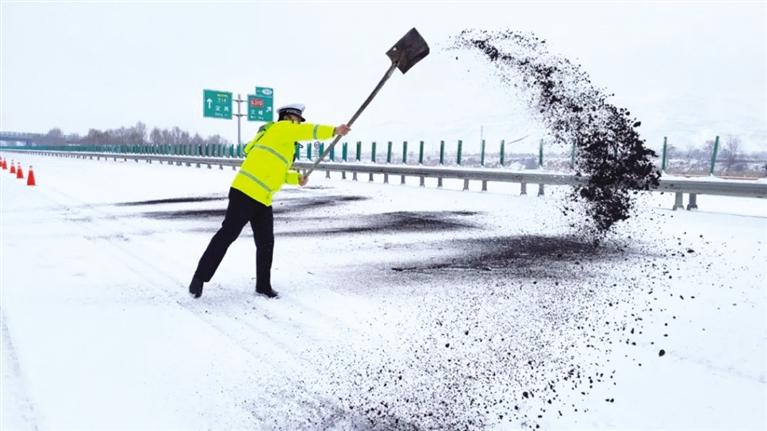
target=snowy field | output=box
[1,152,765,430]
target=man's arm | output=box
[276,122,351,141]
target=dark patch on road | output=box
[390,235,621,275]
[278,211,479,237]
[272,195,369,214]
[138,194,369,220]
[142,209,227,219]
[115,196,226,206]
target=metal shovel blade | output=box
[386,28,430,74]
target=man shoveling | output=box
[189,28,428,299]
[189,104,350,299]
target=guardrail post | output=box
[438,140,444,187]
[370,142,376,182]
[354,141,361,181]
[439,140,445,165]
[570,142,576,170]
[341,142,347,179]
[709,135,719,176]
[384,141,391,183]
[687,193,698,210]
[401,141,407,184]
[520,182,527,195]
[480,139,486,167]
[481,180,487,191]
[500,139,505,167]
[419,140,425,186]
[673,192,684,210]
[537,184,545,196]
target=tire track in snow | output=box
[0,310,41,431]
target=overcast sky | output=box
[1,1,765,153]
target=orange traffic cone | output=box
[10,162,16,174]
[27,166,36,186]
[16,163,24,179]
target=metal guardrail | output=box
[3,149,766,210]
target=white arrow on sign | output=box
[206,98,212,109]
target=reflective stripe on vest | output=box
[252,144,289,166]
[312,125,319,140]
[237,168,273,193]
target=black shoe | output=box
[189,277,204,298]
[255,287,279,299]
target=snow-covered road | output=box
[2,153,765,430]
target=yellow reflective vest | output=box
[231,120,335,206]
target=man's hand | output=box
[334,124,351,136]
[299,174,309,186]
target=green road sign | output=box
[203,89,232,119]
[248,87,273,122]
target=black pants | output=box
[194,188,274,290]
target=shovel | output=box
[303,27,429,178]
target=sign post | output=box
[234,94,245,146]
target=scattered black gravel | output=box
[449,29,661,237]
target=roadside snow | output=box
[1,153,765,430]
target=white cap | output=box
[277,103,306,121]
